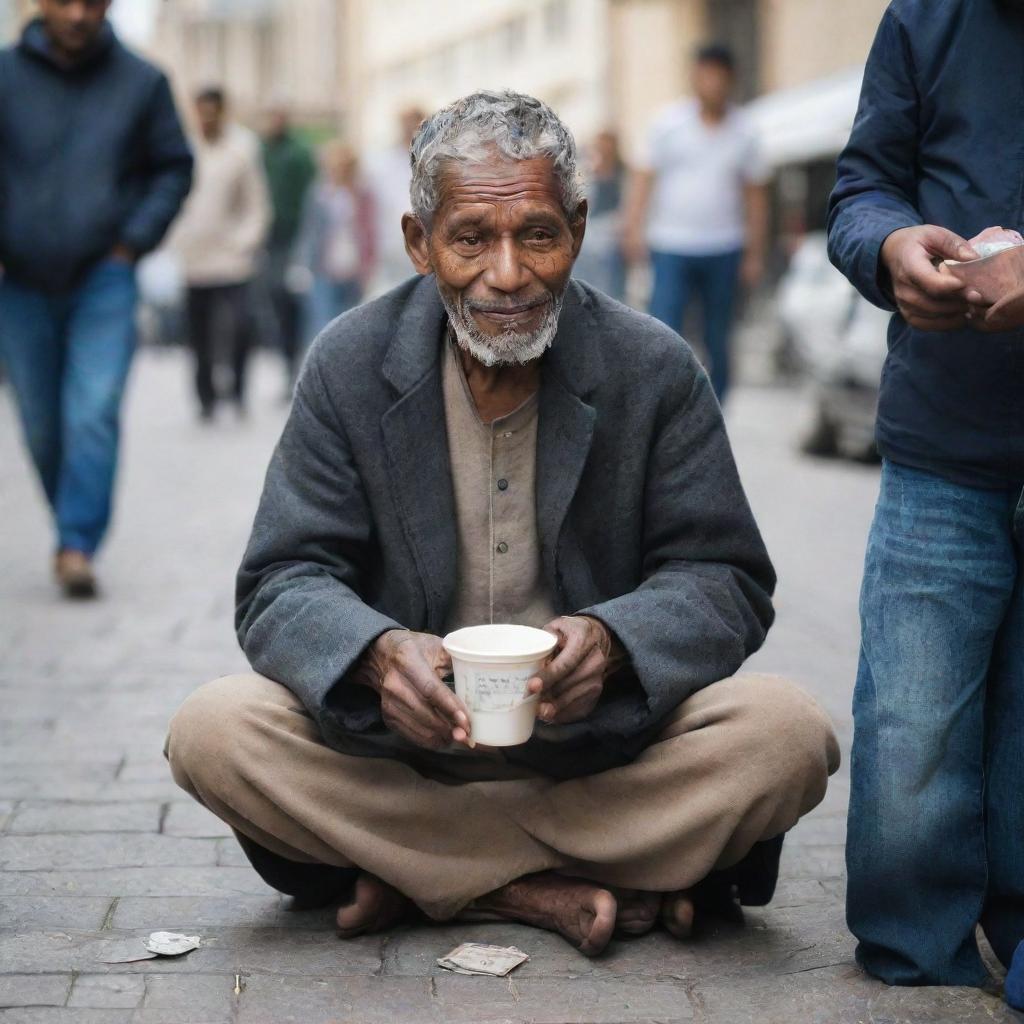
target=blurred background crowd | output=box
[0,0,890,457]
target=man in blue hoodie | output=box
[0,0,193,597]
[828,0,1024,991]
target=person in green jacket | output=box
[261,106,316,389]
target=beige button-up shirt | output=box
[441,338,557,634]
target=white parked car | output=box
[777,232,889,460]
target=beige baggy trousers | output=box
[166,672,840,920]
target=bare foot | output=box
[468,872,618,956]
[335,873,408,938]
[661,890,696,939]
[614,889,661,936]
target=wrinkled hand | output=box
[527,615,617,725]
[967,284,1024,333]
[880,225,978,331]
[358,629,471,749]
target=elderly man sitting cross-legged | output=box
[166,91,839,956]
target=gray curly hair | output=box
[409,90,585,227]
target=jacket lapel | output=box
[380,277,605,626]
[380,278,457,633]
[536,282,604,607]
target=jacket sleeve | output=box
[235,347,402,727]
[826,7,923,310]
[233,142,272,258]
[119,74,194,256]
[578,365,776,740]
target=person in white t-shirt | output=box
[624,44,769,402]
[364,107,427,298]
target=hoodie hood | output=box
[19,16,116,74]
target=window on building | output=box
[544,0,569,41]
[502,15,527,55]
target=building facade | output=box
[342,0,612,153]
[151,0,345,129]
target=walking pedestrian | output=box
[173,87,270,421]
[624,43,769,403]
[573,131,627,303]
[829,0,1024,988]
[364,106,426,297]
[294,143,375,342]
[0,0,193,598]
[261,104,316,390]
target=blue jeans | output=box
[648,248,742,402]
[848,460,1024,986]
[0,260,137,555]
[305,276,362,347]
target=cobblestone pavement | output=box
[1,350,1019,1023]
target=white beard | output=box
[441,289,564,367]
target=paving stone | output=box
[162,802,233,839]
[111,895,301,931]
[0,974,70,1008]
[133,974,235,1023]
[0,866,273,898]
[0,834,217,871]
[0,897,112,931]
[0,1011,133,1023]
[66,974,145,1009]
[214,838,250,866]
[8,802,161,835]
[0,927,382,977]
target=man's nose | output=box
[482,237,532,294]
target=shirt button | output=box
[497,478,509,491]
[496,541,509,554]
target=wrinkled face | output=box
[39,0,110,56]
[692,60,734,109]
[404,154,586,366]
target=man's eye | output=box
[528,230,554,242]
[458,235,482,247]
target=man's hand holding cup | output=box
[357,629,471,750]
[527,615,620,725]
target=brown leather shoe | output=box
[54,549,97,599]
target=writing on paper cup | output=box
[442,624,558,746]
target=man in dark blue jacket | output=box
[828,0,1024,990]
[0,0,192,597]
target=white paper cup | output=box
[442,624,558,746]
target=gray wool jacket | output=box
[236,275,776,779]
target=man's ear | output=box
[569,198,588,259]
[402,213,433,275]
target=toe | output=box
[661,892,695,940]
[579,889,617,956]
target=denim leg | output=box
[648,250,693,337]
[847,460,1017,986]
[57,260,138,555]
[697,250,743,403]
[0,278,64,508]
[980,487,1024,967]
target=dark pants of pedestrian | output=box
[648,248,742,402]
[185,283,251,416]
[848,459,1024,986]
[264,245,302,387]
[0,258,137,555]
